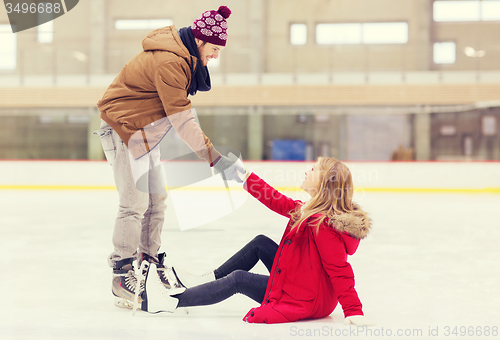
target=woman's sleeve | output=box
[313,226,364,317]
[243,173,301,218]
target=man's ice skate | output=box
[140,261,185,313]
[112,258,143,309]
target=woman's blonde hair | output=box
[290,157,355,233]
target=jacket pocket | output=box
[281,282,316,302]
[94,127,116,166]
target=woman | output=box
[139,157,374,325]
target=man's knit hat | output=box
[191,6,231,47]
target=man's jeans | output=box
[97,121,167,268]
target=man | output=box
[95,5,242,308]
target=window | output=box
[316,22,408,45]
[38,2,54,43]
[317,23,361,44]
[362,23,408,44]
[38,21,53,43]
[482,116,497,136]
[482,1,500,20]
[0,25,16,70]
[434,1,480,21]
[115,19,173,30]
[433,42,456,64]
[433,0,500,22]
[290,24,307,45]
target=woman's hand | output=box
[344,315,376,326]
[242,171,251,182]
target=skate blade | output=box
[177,307,189,315]
[114,297,134,309]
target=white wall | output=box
[1,161,499,193]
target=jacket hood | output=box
[329,203,371,240]
[142,25,191,63]
[327,203,372,255]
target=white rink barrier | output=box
[0,160,499,194]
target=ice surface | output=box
[1,188,499,340]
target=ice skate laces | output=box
[124,271,137,291]
[154,265,179,300]
[158,267,183,290]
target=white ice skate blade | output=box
[177,307,189,315]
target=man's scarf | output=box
[178,27,211,96]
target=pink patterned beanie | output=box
[191,6,231,47]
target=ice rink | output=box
[1,161,500,340]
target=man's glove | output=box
[344,315,376,326]
[213,153,246,183]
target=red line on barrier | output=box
[0,159,500,163]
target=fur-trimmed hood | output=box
[321,204,371,255]
[327,203,372,240]
[308,204,372,255]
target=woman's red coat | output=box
[242,173,364,324]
